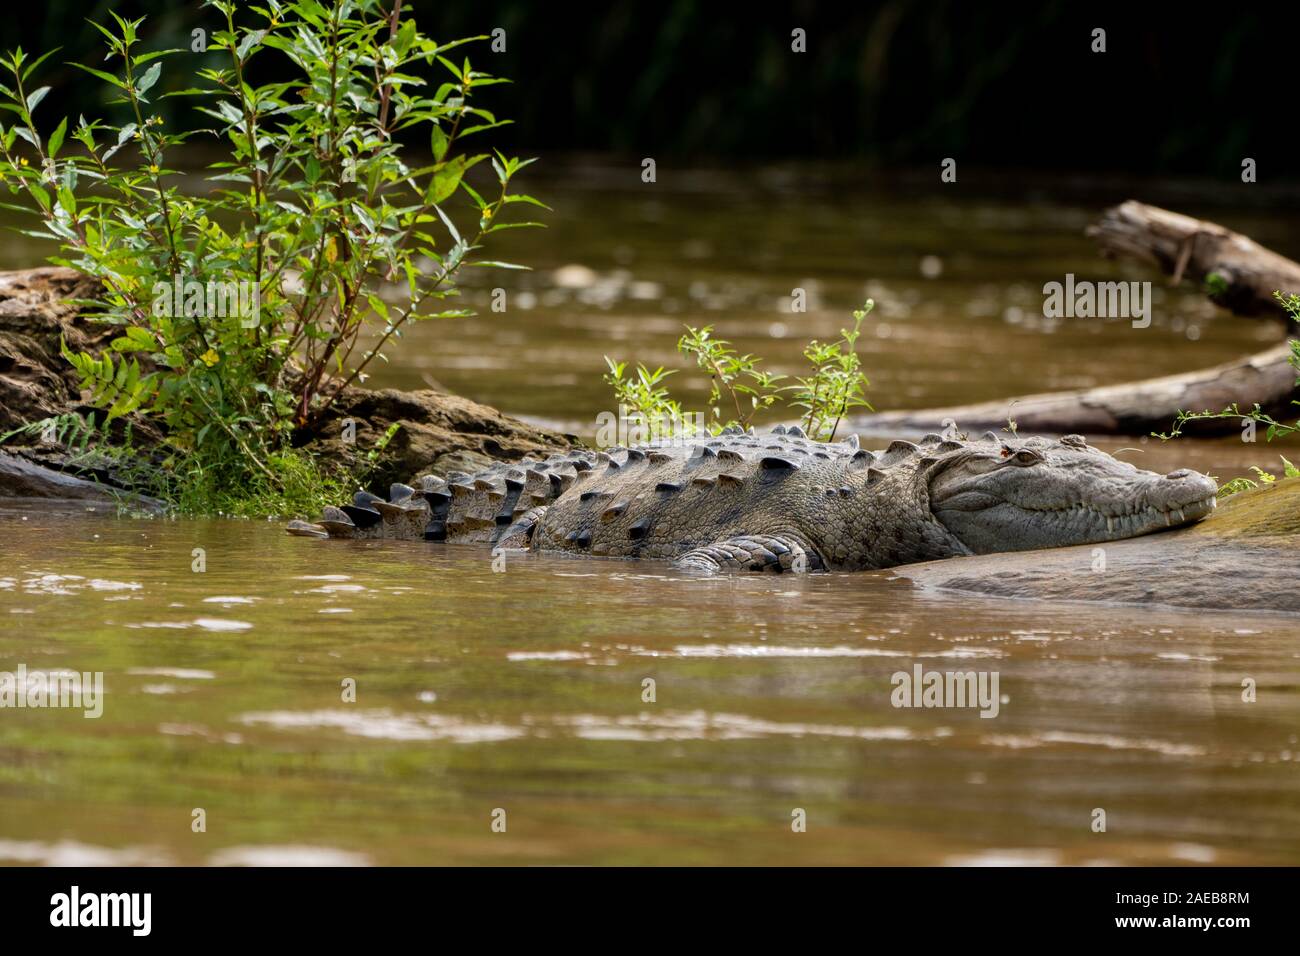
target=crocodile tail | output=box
[286,450,602,545]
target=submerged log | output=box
[0,450,162,511]
[854,202,1300,436]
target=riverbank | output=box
[0,267,574,507]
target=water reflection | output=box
[1,513,1296,865]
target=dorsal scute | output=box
[877,440,920,466]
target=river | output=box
[2,160,1297,865]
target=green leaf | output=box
[25,86,50,113]
[135,62,161,97]
[468,260,530,270]
[132,48,181,67]
[236,30,267,62]
[20,47,62,82]
[427,155,466,205]
[430,124,448,162]
[46,116,67,158]
[503,193,551,210]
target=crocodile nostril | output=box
[1164,469,1193,479]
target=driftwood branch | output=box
[851,342,1295,436]
[853,202,1300,436]
[1087,201,1300,318]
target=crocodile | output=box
[286,427,1218,573]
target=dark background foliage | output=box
[2,0,1297,177]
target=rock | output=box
[0,267,108,436]
[894,478,1300,613]
[300,387,576,490]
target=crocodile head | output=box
[925,433,1217,554]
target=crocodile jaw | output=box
[928,439,1219,554]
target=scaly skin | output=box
[287,426,1219,573]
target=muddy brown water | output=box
[1,162,1298,865]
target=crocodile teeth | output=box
[1106,516,1115,534]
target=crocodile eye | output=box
[1013,450,1042,465]
[1061,434,1088,448]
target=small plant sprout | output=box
[604,299,875,441]
[1158,291,1300,496]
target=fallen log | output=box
[852,340,1296,436]
[0,450,163,511]
[1087,200,1300,318]
[854,202,1300,436]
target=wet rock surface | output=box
[300,386,576,490]
[0,267,109,436]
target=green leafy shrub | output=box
[0,0,542,511]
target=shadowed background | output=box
[3,0,1298,176]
